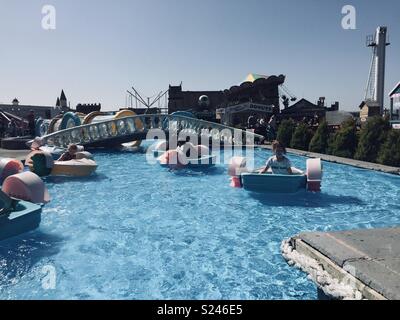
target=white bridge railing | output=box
[40,114,264,148]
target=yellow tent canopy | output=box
[243,73,269,83]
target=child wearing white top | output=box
[260,140,292,175]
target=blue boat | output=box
[229,157,322,193]
[0,193,42,241]
[241,172,307,193]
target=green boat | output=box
[0,191,42,241]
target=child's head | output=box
[272,140,286,156]
[68,144,78,154]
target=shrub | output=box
[309,120,329,153]
[329,118,358,158]
[290,123,313,151]
[354,116,391,163]
[276,119,295,148]
[377,129,400,167]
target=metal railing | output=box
[40,114,264,148]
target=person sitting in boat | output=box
[58,144,78,162]
[176,137,203,159]
[260,140,292,175]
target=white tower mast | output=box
[365,26,390,114]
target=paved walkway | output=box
[289,228,400,300]
[257,145,400,175]
[0,148,30,161]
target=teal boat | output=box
[229,157,323,193]
[241,172,307,193]
[0,191,42,241]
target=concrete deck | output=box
[258,145,400,175]
[287,228,400,300]
[0,148,30,161]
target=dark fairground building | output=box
[168,74,285,125]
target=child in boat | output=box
[176,137,201,159]
[260,140,292,175]
[58,144,78,162]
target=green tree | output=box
[354,116,390,163]
[276,119,295,148]
[328,118,358,158]
[309,120,329,153]
[290,123,313,151]
[377,129,400,167]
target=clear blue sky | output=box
[0,0,399,111]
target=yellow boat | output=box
[26,151,98,177]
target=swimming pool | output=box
[1,144,400,300]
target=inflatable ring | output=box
[35,118,43,136]
[59,112,82,131]
[48,115,63,134]
[35,118,50,137]
[113,110,143,148]
[83,111,111,125]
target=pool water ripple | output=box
[0,145,400,299]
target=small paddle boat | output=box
[0,158,24,183]
[228,157,322,193]
[1,171,50,241]
[26,150,97,177]
[158,144,216,169]
[29,138,86,160]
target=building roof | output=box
[284,98,319,110]
[358,100,381,109]
[56,97,60,106]
[389,82,400,98]
[12,98,19,103]
[0,103,54,109]
[60,90,67,101]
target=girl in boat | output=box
[260,140,292,175]
[58,144,78,162]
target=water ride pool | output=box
[1,144,400,300]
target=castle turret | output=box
[60,90,67,108]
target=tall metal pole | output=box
[374,26,390,114]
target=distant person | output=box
[0,120,5,138]
[247,114,257,129]
[7,119,17,137]
[260,140,292,175]
[58,144,78,162]
[267,115,277,140]
[313,113,320,127]
[27,110,35,136]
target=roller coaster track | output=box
[40,114,264,148]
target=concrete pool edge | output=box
[256,145,400,175]
[282,228,400,300]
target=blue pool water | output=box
[1,144,400,300]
